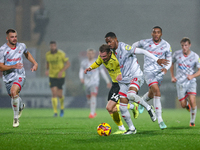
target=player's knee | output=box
[127,90,136,101]
[10,90,17,98]
[106,105,113,113]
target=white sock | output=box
[118,125,126,131]
[142,92,151,102]
[11,96,19,119]
[120,103,135,130]
[190,106,197,123]
[153,96,163,124]
[90,96,96,115]
[19,96,23,109]
[134,94,151,111]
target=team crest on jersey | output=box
[7,51,9,54]
[149,45,151,47]
[125,45,131,51]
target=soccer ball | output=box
[97,123,112,136]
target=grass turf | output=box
[0,108,200,150]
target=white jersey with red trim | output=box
[172,50,200,85]
[79,58,101,86]
[115,42,143,83]
[137,38,172,73]
[0,43,28,83]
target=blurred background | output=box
[0,0,200,109]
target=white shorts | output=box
[176,82,197,101]
[144,71,164,87]
[5,77,26,96]
[118,76,144,98]
[84,84,99,96]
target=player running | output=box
[136,26,172,130]
[105,32,169,134]
[0,29,38,127]
[79,48,111,118]
[84,44,139,135]
[170,37,200,127]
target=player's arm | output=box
[45,62,49,76]
[84,56,102,74]
[134,47,169,66]
[59,60,70,73]
[0,49,23,71]
[170,62,177,82]
[99,67,111,88]
[0,63,23,71]
[24,51,38,72]
[187,68,200,80]
[79,64,84,84]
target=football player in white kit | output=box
[0,29,38,127]
[136,26,172,130]
[170,37,200,127]
[79,48,111,118]
[105,32,169,134]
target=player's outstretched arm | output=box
[24,51,38,72]
[134,47,169,67]
[58,60,70,78]
[0,62,23,71]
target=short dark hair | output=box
[152,26,162,33]
[99,44,111,54]
[6,29,16,35]
[180,37,191,44]
[50,41,56,44]
[105,32,117,39]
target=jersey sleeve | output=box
[166,43,172,58]
[90,55,102,69]
[195,54,200,68]
[22,43,28,54]
[0,48,4,63]
[137,40,145,48]
[62,52,69,62]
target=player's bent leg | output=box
[107,100,126,134]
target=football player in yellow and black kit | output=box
[84,44,139,134]
[45,41,70,117]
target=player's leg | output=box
[188,94,197,127]
[149,84,167,129]
[176,83,190,111]
[187,82,197,127]
[57,89,64,117]
[120,97,137,135]
[127,77,156,121]
[106,100,126,134]
[106,83,126,134]
[51,86,58,117]
[57,78,65,117]
[138,91,153,114]
[10,84,20,127]
[89,86,98,118]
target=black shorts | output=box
[108,82,120,102]
[49,78,65,89]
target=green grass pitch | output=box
[0,108,200,150]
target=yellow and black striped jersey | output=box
[46,49,69,78]
[90,52,121,83]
